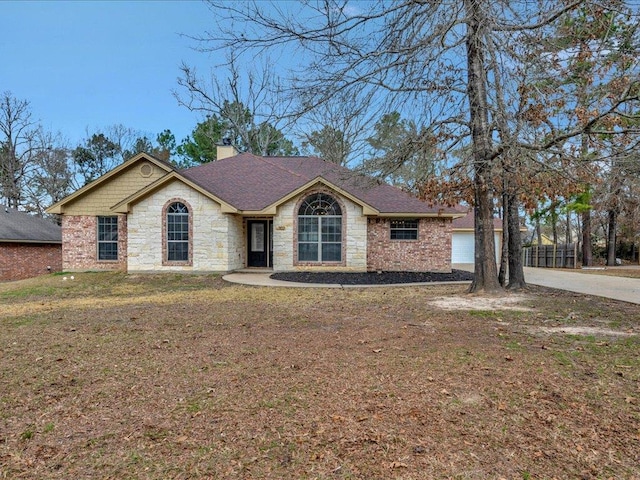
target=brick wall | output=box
[62,215,127,271]
[0,243,62,282]
[366,217,452,272]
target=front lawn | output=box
[575,266,640,279]
[1,273,639,479]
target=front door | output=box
[247,220,273,268]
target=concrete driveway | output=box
[455,263,640,305]
[522,267,640,305]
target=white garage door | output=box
[452,232,475,263]
[452,232,501,264]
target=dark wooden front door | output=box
[247,220,273,268]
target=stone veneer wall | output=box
[62,215,127,271]
[127,180,243,272]
[0,243,62,281]
[272,188,368,272]
[227,214,245,271]
[366,217,452,272]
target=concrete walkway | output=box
[224,267,640,304]
[223,272,343,288]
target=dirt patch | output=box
[533,326,637,337]
[428,293,534,311]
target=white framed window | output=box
[390,219,418,240]
[97,216,118,260]
[167,202,189,262]
[297,193,342,262]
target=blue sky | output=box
[1,0,219,146]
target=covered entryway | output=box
[247,219,273,268]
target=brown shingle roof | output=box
[179,153,459,215]
[0,206,62,243]
[452,208,503,230]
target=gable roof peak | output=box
[46,152,174,214]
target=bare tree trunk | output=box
[575,212,582,257]
[498,191,508,287]
[582,210,592,266]
[465,0,500,293]
[606,209,617,266]
[507,194,526,290]
[565,211,572,244]
[551,206,558,245]
[535,215,542,247]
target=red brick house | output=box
[0,206,62,281]
[47,148,463,274]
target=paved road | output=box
[523,267,640,305]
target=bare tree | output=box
[72,132,121,185]
[197,1,639,292]
[0,92,38,209]
[363,112,440,192]
[24,130,76,216]
[523,2,640,266]
[300,91,368,165]
[175,53,296,157]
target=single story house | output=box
[47,146,464,274]
[0,205,62,281]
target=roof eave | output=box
[0,238,62,244]
[453,227,504,232]
[374,212,465,218]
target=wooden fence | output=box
[522,243,578,268]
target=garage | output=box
[452,210,502,264]
[451,231,501,264]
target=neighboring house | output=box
[451,209,503,264]
[529,233,554,246]
[0,206,62,282]
[47,147,463,274]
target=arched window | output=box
[167,202,189,262]
[298,193,342,262]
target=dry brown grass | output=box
[574,266,640,279]
[1,272,639,479]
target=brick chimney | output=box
[216,138,239,160]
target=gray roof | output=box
[0,206,62,243]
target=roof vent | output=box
[140,163,153,177]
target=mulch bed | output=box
[270,269,474,285]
